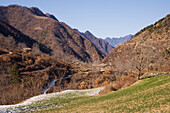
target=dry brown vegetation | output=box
[103,14,170,75]
[0,50,73,105]
[99,74,137,95]
[0,50,119,105]
[65,69,130,91]
[0,5,105,63]
[0,5,169,108]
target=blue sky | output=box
[0,0,170,38]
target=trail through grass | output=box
[0,87,103,112]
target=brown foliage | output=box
[103,14,170,74]
[78,81,88,89]
[99,75,137,95]
[0,51,73,105]
[2,56,11,62]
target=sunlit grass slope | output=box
[37,74,170,113]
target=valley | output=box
[0,4,169,113]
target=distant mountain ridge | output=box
[75,29,114,55]
[105,34,132,47]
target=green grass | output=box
[34,74,170,113]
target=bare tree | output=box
[132,46,156,79]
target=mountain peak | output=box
[45,13,58,21]
[85,30,93,35]
[80,31,114,55]
[8,4,22,8]
[29,7,46,16]
[73,29,80,33]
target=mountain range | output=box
[75,29,114,55]
[0,5,105,63]
[105,34,132,47]
[0,5,113,105]
[0,4,169,107]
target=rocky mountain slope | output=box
[80,30,114,55]
[0,47,117,105]
[0,20,51,54]
[105,34,132,47]
[0,5,105,62]
[0,5,120,105]
[103,14,170,74]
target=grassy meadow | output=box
[34,74,170,113]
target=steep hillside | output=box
[0,20,51,54]
[103,14,170,74]
[80,30,114,55]
[0,5,105,62]
[0,49,118,105]
[105,34,132,47]
[0,50,74,105]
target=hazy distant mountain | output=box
[105,34,132,47]
[75,30,114,55]
[0,5,105,62]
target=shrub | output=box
[2,56,11,62]
[102,81,109,86]
[99,75,137,95]
[10,64,21,83]
[99,84,117,95]
[78,81,87,89]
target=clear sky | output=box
[0,0,170,38]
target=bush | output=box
[10,64,21,83]
[99,75,137,95]
[2,56,11,62]
[99,84,117,95]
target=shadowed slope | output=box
[0,5,105,62]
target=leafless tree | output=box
[131,46,156,79]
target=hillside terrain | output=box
[0,48,122,105]
[1,74,169,112]
[0,48,120,105]
[0,20,51,54]
[0,50,74,105]
[105,34,132,47]
[79,30,114,55]
[0,5,105,62]
[0,5,169,113]
[103,14,170,75]
[0,5,119,105]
